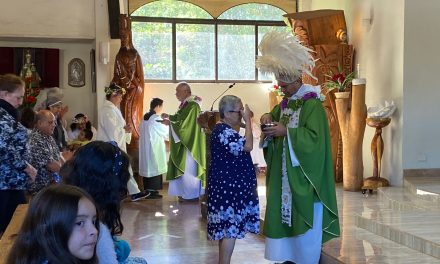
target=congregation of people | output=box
[0,31,340,264]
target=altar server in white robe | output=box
[96,83,149,202]
[139,98,169,195]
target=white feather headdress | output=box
[256,31,316,83]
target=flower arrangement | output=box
[22,74,41,109]
[269,84,284,97]
[324,65,354,92]
[20,51,41,109]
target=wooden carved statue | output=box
[112,14,144,149]
[285,10,354,183]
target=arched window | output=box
[132,0,212,19]
[132,1,289,82]
[218,3,286,21]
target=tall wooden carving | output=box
[335,80,367,191]
[112,14,144,151]
[284,10,354,183]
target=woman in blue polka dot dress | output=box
[207,95,260,264]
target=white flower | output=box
[282,108,294,116]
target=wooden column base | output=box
[362,176,390,194]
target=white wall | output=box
[305,0,405,185]
[94,0,113,124]
[0,0,94,40]
[403,0,440,169]
[351,0,404,186]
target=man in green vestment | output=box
[161,82,206,201]
[256,31,340,264]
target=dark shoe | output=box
[146,193,163,199]
[130,191,150,202]
[146,189,160,195]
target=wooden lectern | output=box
[284,9,354,183]
[197,111,220,219]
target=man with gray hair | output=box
[27,110,68,194]
[161,82,206,201]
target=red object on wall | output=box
[0,47,14,74]
[0,47,59,88]
[42,49,60,88]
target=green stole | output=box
[264,99,340,243]
[166,101,206,187]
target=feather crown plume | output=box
[256,31,316,83]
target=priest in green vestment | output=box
[161,82,206,200]
[256,31,340,264]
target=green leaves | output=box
[324,67,354,92]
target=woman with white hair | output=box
[207,95,260,264]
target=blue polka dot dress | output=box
[207,123,260,240]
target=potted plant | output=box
[324,65,354,99]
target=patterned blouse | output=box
[27,129,60,194]
[0,101,29,190]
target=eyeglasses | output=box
[279,79,301,90]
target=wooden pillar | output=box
[335,79,367,191]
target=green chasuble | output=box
[264,99,340,243]
[166,101,206,187]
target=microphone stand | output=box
[210,83,236,111]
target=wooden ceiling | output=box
[128,0,297,18]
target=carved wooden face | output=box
[119,15,131,46]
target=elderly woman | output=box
[0,74,37,234]
[207,95,260,264]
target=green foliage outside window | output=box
[132,0,212,19]
[218,3,286,21]
[131,1,289,81]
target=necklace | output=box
[280,92,321,125]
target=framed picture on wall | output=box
[68,58,85,87]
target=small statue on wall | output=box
[112,14,144,148]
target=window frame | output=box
[131,16,287,83]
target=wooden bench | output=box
[0,204,28,264]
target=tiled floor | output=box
[120,192,269,264]
[120,174,440,264]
